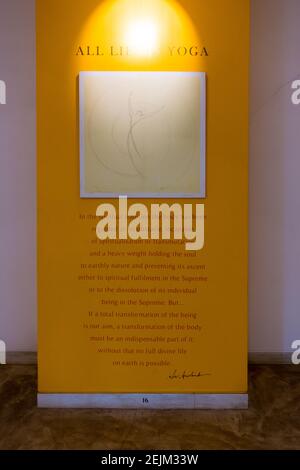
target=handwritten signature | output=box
[169,370,211,380]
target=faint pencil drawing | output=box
[89,90,169,180]
[80,72,206,198]
[126,91,165,178]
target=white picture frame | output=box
[79,71,206,198]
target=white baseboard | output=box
[38,393,248,409]
[6,351,37,364]
[249,352,292,364]
[5,352,293,365]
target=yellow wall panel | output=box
[37,0,249,394]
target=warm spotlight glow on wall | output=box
[124,19,158,56]
[74,0,201,70]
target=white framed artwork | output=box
[79,71,206,198]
